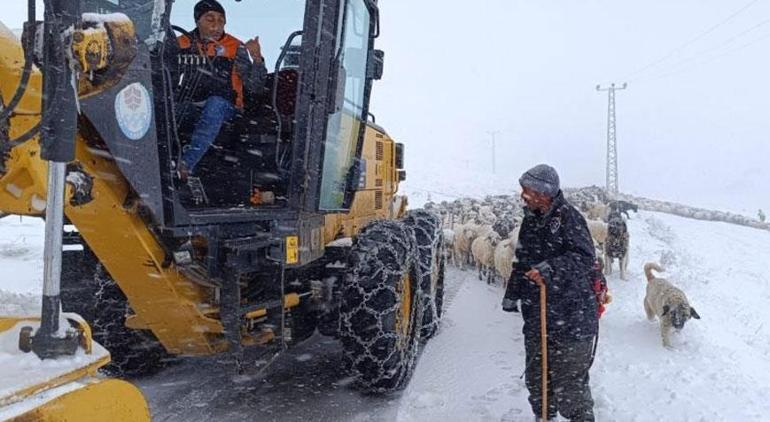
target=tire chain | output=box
[339,219,424,393]
[90,263,167,377]
[403,209,445,339]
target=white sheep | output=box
[494,237,516,287]
[586,202,609,221]
[586,220,608,249]
[461,210,479,224]
[453,222,481,269]
[477,206,497,225]
[442,228,455,265]
[495,225,521,288]
[471,225,500,284]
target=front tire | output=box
[339,220,423,393]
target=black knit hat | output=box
[194,0,226,22]
[519,164,560,197]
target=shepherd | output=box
[503,164,599,422]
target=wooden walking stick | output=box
[540,282,548,422]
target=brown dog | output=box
[643,262,700,348]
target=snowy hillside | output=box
[562,185,770,232]
[1,210,769,420]
[618,192,770,232]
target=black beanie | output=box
[194,0,226,22]
[519,164,560,198]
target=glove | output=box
[512,262,531,273]
[502,297,519,313]
[504,263,529,297]
[503,264,528,313]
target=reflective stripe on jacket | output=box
[178,31,266,109]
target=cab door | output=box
[317,0,374,211]
[290,0,379,213]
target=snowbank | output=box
[617,192,770,232]
[559,186,769,232]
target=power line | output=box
[642,30,770,83]
[634,17,770,83]
[625,0,761,81]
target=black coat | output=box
[512,191,598,341]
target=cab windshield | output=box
[169,0,305,67]
[84,0,306,65]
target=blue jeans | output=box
[181,96,236,174]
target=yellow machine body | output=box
[324,125,407,242]
[0,16,405,357]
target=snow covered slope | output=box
[399,210,770,421]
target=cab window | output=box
[318,0,371,211]
[169,0,305,66]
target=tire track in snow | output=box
[397,267,531,421]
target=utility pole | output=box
[596,83,627,197]
[486,130,499,174]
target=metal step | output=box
[186,176,209,205]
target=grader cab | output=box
[0,0,443,410]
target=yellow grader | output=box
[0,0,444,418]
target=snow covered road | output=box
[396,268,529,421]
[2,210,770,421]
[137,259,473,421]
[398,211,770,421]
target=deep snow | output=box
[1,210,770,420]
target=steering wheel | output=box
[171,25,194,41]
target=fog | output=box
[4,0,769,214]
[369,0,770,214]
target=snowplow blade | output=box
[0,316,150,421]
[3,378,149,421]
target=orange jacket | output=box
[178,31,266,109]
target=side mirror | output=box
[367,49,384,80]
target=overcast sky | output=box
[3,1,769,213]
[369,0,770,213]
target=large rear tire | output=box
[403,209,445,339]
[60,249,171,377]
[339,220,423,393]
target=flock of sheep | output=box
[427,195,523,285]
[425,188,621,285]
